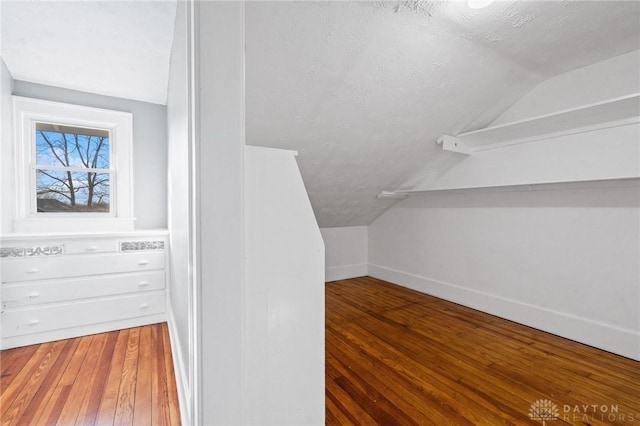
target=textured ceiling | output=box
[2,1,638,227]
[245,1,640,227]
[1,1,176,105]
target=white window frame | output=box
[13,96,134,233]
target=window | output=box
[13,97,134,232]
[35,123,111,213]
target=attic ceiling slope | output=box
[1,1,177,105]
[245,1,640,228]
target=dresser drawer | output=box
[63,239,119,254]
[2,270,165,308]
[1,251,165,282]
[1,291,165,338]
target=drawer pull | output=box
[28,292,41,298]
[28,319,40,326]
[27,268,40,274]
[138,260,149,266]
[85,246,99,251]
[139,303,150,309]
[138,281,150,287]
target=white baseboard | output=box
[325,263,368,282]
[368,264,640,361]
[167,302,192,426]
[0,313,166,350]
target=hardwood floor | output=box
[3,280,638,425]
[326,277,640,425]
[0,323,180,426]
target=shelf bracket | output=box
[376,191,409,200]
[436,135,471,155]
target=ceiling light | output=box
[467,0,495,9]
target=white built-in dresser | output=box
[0,231,168,349]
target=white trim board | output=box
[456,93,640,152]
[408,122,639,193]
[11,96,135,233]
[166,303,192,426]
[325,263,368,282]
[368,264,640,361]
[0,314,166,350]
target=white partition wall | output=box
[196,3,246,424]
[244,145,325,425]
[174,4,326,423]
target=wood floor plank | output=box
[151,322,170,426]
[327,328,506,425]
[0,323,179,426]
[1,339,68,425]
[113,326,141,425]
[364,308,573,403]
[133,325,153,426]
[326,277,640,425]
[74,330,119,426]
[326,392,358,426]
[327,343,443,426]
[329,320,530,424]
[325,361,379,426]
[161,322,181,426]
[56,333,109,425]
[0,344,39,392]
[14,337,80,426]
[94,328,130,426]
[31,334,93,425]
[379,296,640,412]
[150,323,164,426]
[0,341,58,419]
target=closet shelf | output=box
[437,93,640,154]
[395,177,640,195]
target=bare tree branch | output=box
[37,188,72,202]
[37,130,110,209]
[38,131,68,167]
[74,132,88,167]
[37,169,72,189]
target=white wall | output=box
[410,123,639,192]
[321,226,368,281]
[369,53,640,360]
[244,146,325,425]
[409,51,640,193]
[0,57,13,337]
[0,58,14,235]
[493,50,640,125]
[196,2,245,424]
[369,185,640,360]
[9,81,168,230]
[165,1,192,424]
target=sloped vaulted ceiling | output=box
[1,1,176,105]
[2,1,638,227]
[245,1,640,227]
